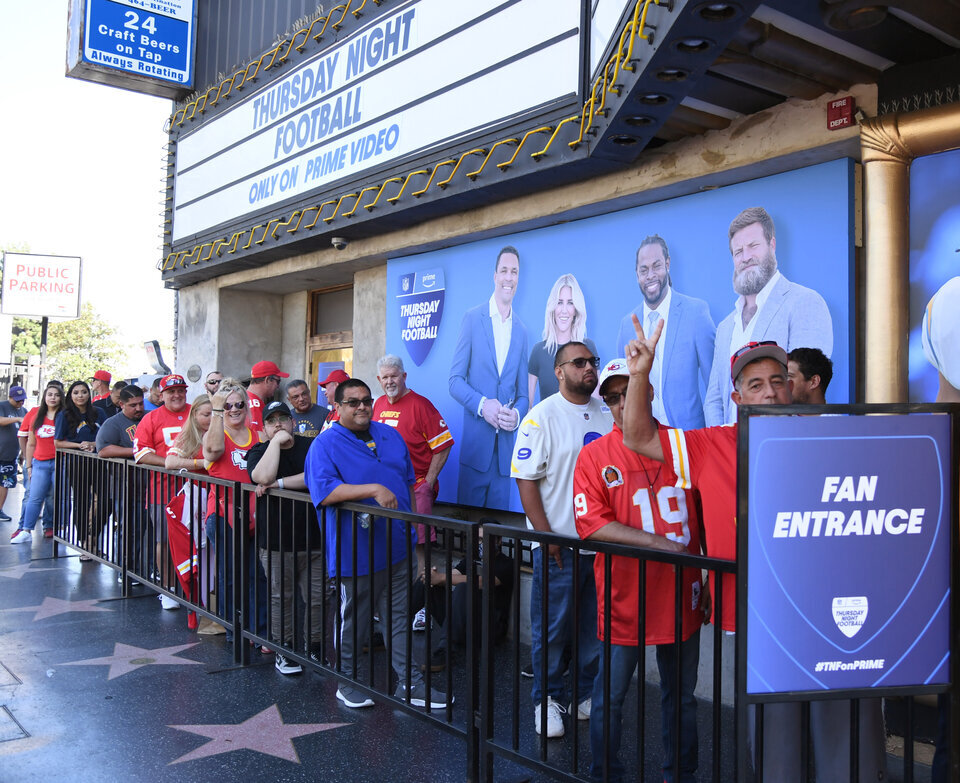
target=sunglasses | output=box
[340,396,374,408]
[205,379,222,386]
[601,392,625,406]
[223,400,246,411]
[558,356,600,369]
[731,340,778,361]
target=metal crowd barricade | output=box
[50,453,957,783]
[475,522,737,783]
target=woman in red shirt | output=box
[202,379,267,640]
[12,385,62,544]
[166,394,213,472]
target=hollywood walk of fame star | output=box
[62,642,203,679]
[0,563,59,580]
[168,703,348,764]
[4,596,114,621]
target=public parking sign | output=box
[744,411,953,696]
[66,0,195,98]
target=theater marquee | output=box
[170,0,582,244]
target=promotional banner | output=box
[909,147,960,402]
[746,413,951,694]
[386,158,855,513]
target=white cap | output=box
[598,358,629,395]
[922,276,960,389]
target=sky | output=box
[0,0,176,375]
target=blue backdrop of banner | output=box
[909,147,960,402]
[386,159,855,513]
[746,413,951,694]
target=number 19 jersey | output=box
[574,424,703,646]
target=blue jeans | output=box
[590,629,700,783]
[19,462,55,530]
[22,460,55,531]
[205,514,268,637]
[530,547,599,704]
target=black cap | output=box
[263,401,292,421]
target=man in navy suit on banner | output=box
[615,235,715,429]
[449,246,529,508]
[704,206,833,425]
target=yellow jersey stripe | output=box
[428,431,452,450]
[669,428,692,489]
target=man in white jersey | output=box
[511,341,613,738]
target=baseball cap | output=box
[730,341,788,382]
[8,385,26,401]
[922,277,960,390]
[263,401,293,421]
[159,374,188,391]
[251,360,289,379]
[597,358,629,396]
[92,370,112,383]
[319,369,350,386]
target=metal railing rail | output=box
[51,451,954,782]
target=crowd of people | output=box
[3,259,956,781]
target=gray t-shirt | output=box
[0,401,26,461]
[290,404,327,438]
[95,412,140,452]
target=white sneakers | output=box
[159,594,180,610]
[10,529,31,544]
[534,697,566,738]
[572,697,591,720]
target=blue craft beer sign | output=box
[82,0,194,86]
[746,413,951,694]
[397,268,444,366]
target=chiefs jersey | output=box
[247,392,264,434]
[205,427,257,531]
[574,424,703,646]
[659,423,737,632]
[373,390,453,484]
[134,404,191,500]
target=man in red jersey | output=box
[373,355,452,539]
[134,374,191,609]
[621,317,886,782]
[90,370,112,402]
[373,354,454,638]
[319,368,349,432]
[247,360,288,433]
[575,358,707,783]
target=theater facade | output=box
[153,0,959,515]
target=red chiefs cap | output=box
[159,374,188,391]
[92,370,112,383]
[251,360,289,379]
[730,341,788,382]
[319,369,350,386]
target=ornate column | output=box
[860,102,960,402]
[860,116,911,402]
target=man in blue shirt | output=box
[305,378,451,711]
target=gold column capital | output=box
[860,115,913,165]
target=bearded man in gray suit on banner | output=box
[704,206,833,425]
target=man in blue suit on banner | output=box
[704,206,833,425]
[615,235,715,429]
[449,245,529,508]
